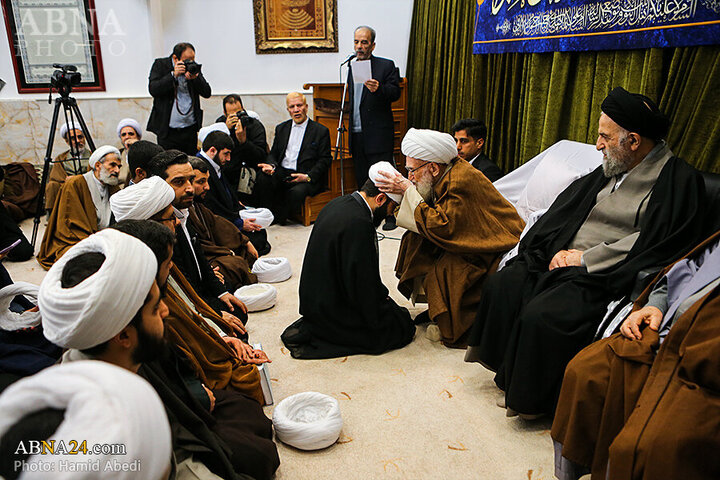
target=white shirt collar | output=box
[292,117,309,129]
[357,191,373,215]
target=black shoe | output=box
[382,215,397,231]
[413,310,430,325]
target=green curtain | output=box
[406,0,720,173]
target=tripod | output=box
[31,84,95,248]
[334,56,355,196]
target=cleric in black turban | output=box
[600,87,670,142]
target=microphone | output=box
[340,53,356,66]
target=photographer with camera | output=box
[147,42,211,155]
[215,94,271,207]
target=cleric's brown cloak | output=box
[187,202,257,291]
[395,159,524,346]
[37,174,118,270]
[164,264,263,404]
[45,150,90,210]
[1,162,40,220]
[552,229,720,480]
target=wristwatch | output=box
[306,175,311,183]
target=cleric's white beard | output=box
[99,166,119,186]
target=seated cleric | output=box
[281,162,415,359]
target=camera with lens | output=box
[183,60,202,75]
[235,110,251,127]
[50,64,81,93]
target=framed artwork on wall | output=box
[253,0,338,54]
[1,0,105,93]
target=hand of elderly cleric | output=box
[375,170,412,195]
[202,384,216,412]
[620,306,664,340]
[548,249,584,271]
[364,79,380,93]
[221,311,247,336]
[242,218,263,232]
[258,163,275,175]
[219,292,248,314]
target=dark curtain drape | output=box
[406,0,720,173]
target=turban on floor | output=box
[39,229,157,350]
[116,118,143,139]
[601,87,670,141]
[198,122,231,144]
[368,161,402,203]
[88,145,121,170]
[401,128,457,164]
[59,122,82,140]
[0,282,40,331]
[110,176,175,221]
[0,360,172,480]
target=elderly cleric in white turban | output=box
[401,128,457,165]
[58,122,82,140]
[116,118,143,139]
[0,360,172,480]
[39,229,157,350]
[110,176,175,222]
[88,145,121,170]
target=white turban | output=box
[0,360,172,480]
[39,229,158,350]
[198,122,231,144]
[368,161,402,204]
[401,128,457,164]
[59,122,82,140]
[110,176,175,221]
[116,118,143,139]
[0,282,40,331]
[88,145,121,170]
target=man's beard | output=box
[601,141,633,178]
[416,175,434,203]
[99,166,120,186]
[175,193,194,209]
[372,203,391,228]
[131,321,167,365]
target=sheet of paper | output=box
[352,59,372,85]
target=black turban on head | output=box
[601,87,670,142]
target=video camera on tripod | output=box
[31,63,97,247]
[50,63,82,95]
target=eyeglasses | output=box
[406,161,431,175]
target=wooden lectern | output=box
[297,78,408,225]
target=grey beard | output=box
[99,167,119,186]
[416,178,434,203]
[602,156,629,178]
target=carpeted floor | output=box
[7,218,556,480]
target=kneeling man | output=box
[281,162,415,359]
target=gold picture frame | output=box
[253,0,338,54]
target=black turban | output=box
[601,87,670,142]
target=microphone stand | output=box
[334,58,353,196]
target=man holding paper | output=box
[348,26,401,194]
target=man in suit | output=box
[348,26,401,230]
[258,92,332,225]
[147,42,211,155]
[451,118,503,182]
[215,94,271,207]
[197,131,270,255]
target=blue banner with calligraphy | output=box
[473,0,720,54]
